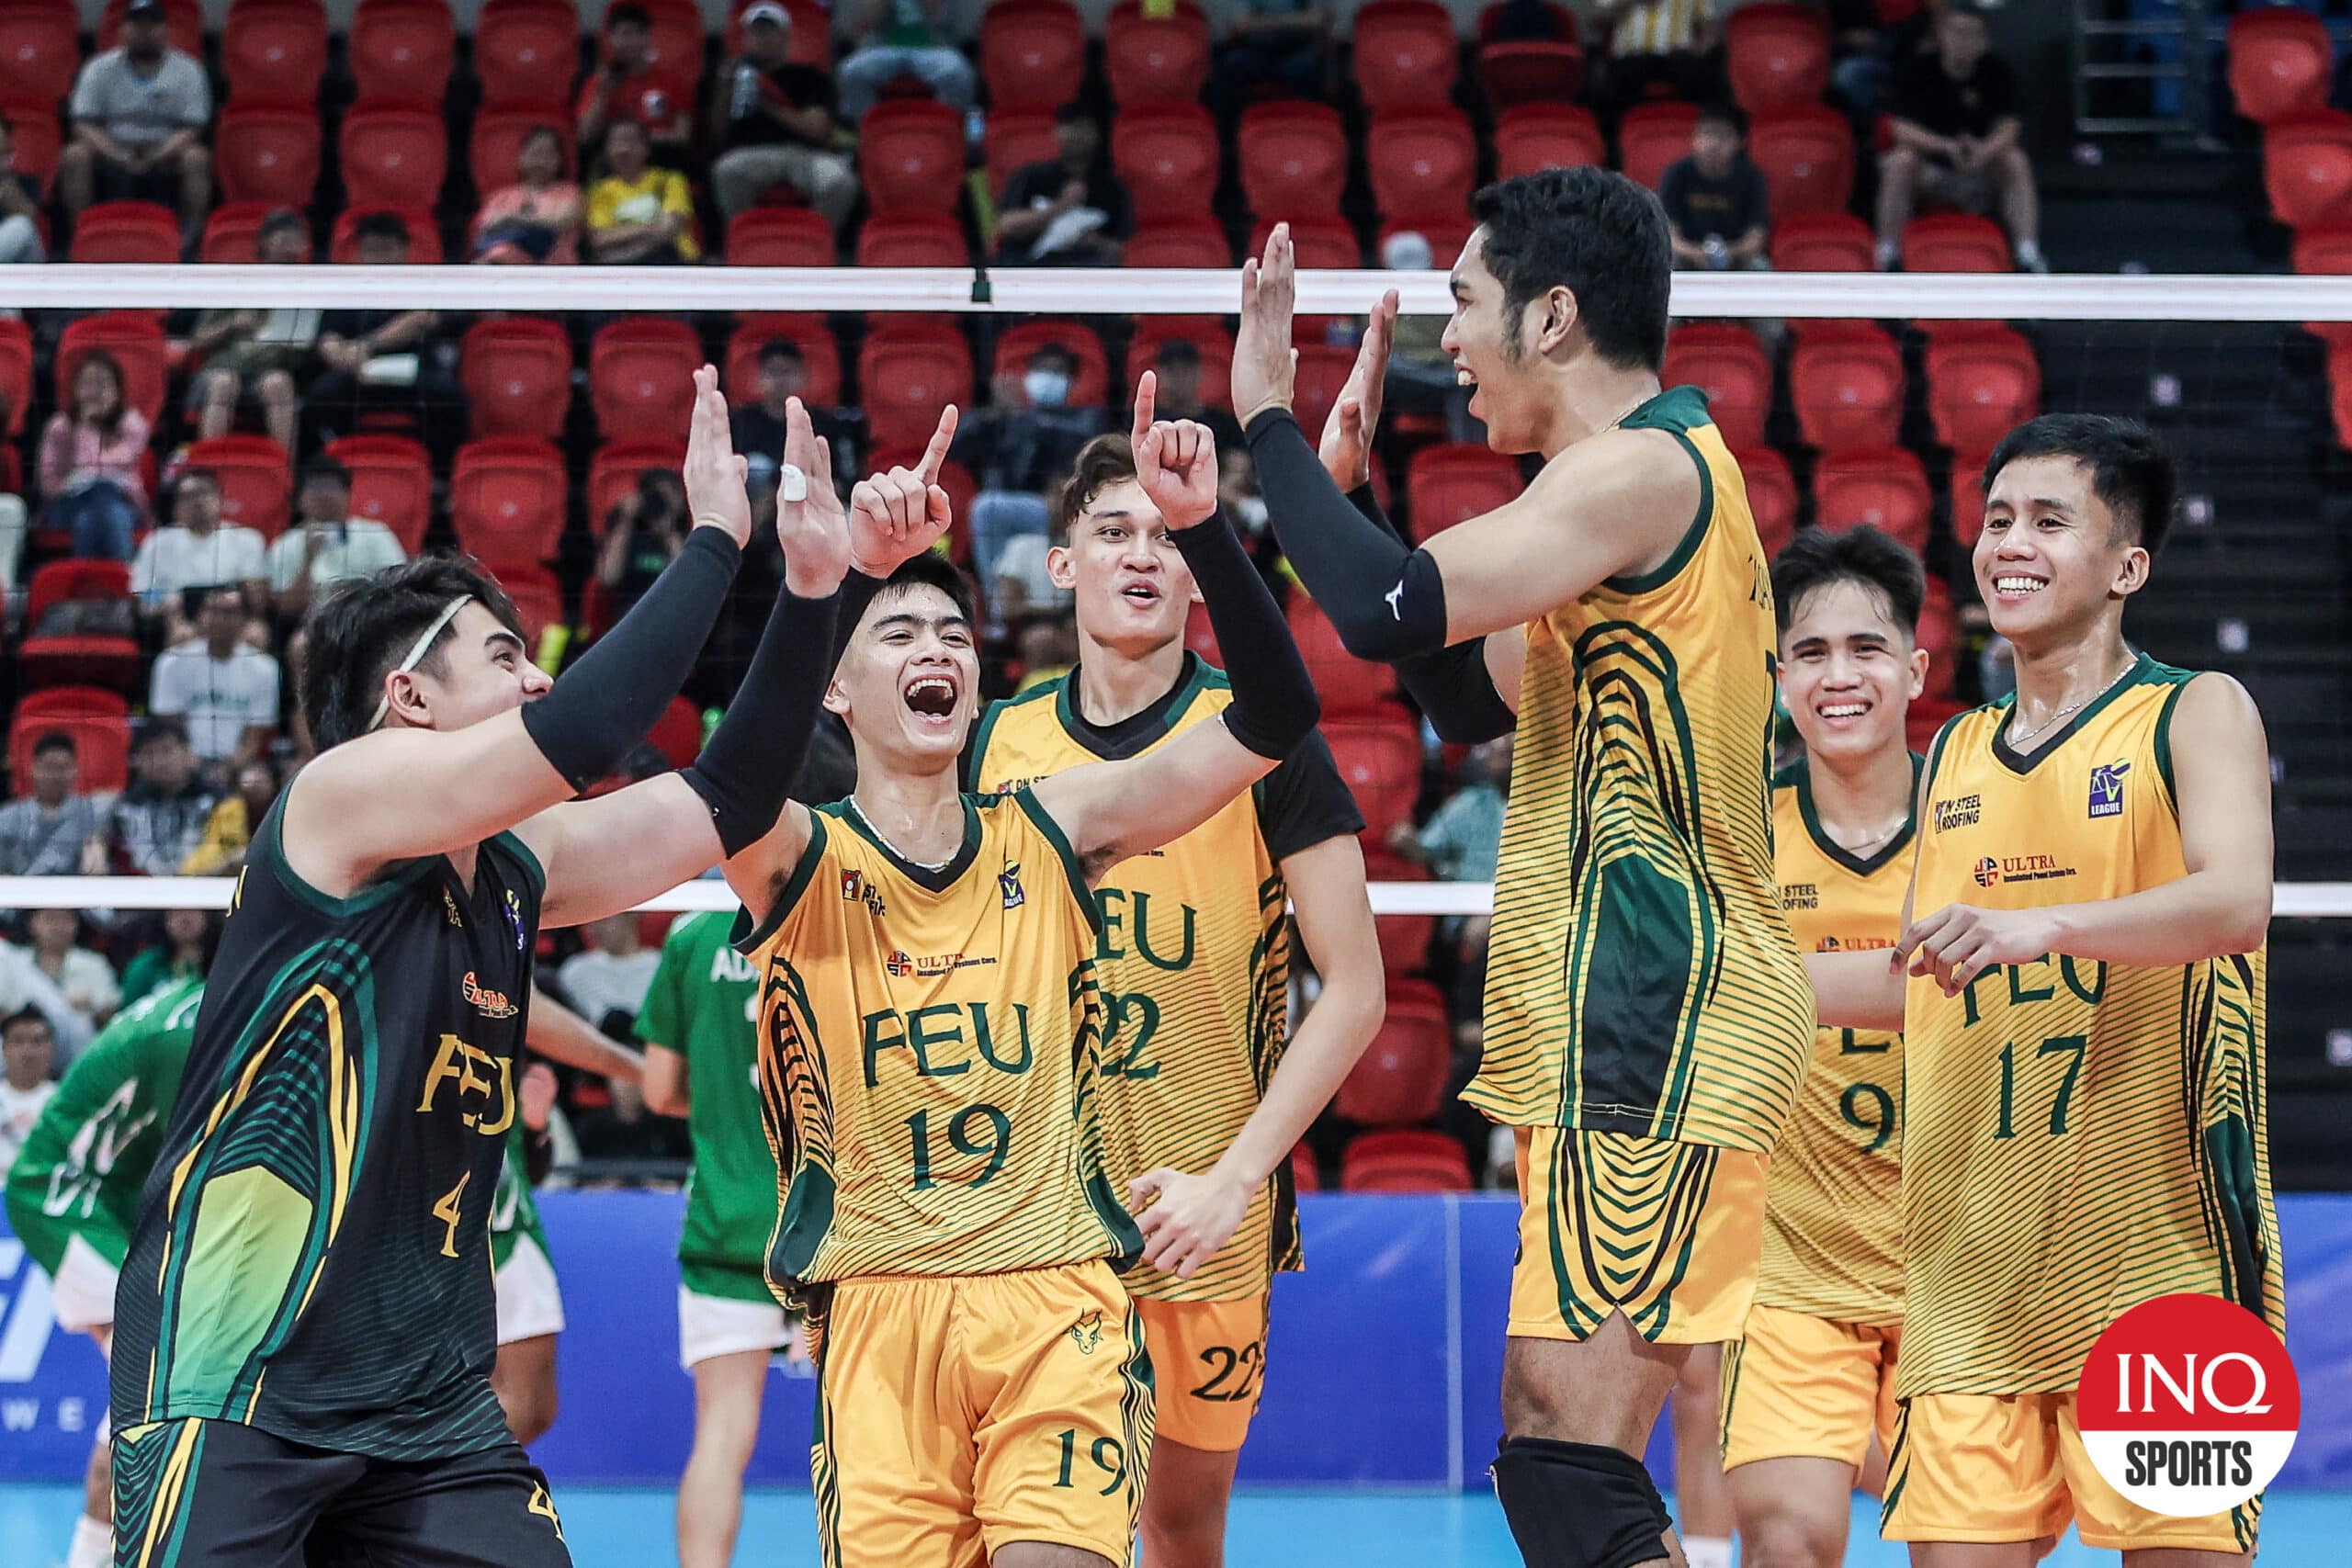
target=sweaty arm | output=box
[526,984,645,1087]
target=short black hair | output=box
[1770,525,1926,637]
[1982,413,2177,557]
[134,715,189,751]
[1469,166,1672,372]
[353,210,410,249]
[1050,432,1136,547]
[30,732,75,761]
[1,1007,50,1040]
[1055,102,1094,128]
[257,207,307,244]
[607,2,651,28]
[1155,337,1200,367]
[302,556,525,751]
[1697,101,1747,136]
[300,455,352,491]
[1029,342,1077,372]
[759,337,804,364]
[871,550,977,629]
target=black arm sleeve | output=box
[1248,407,1451,660]
[523,1121,553,1185]
[520,525,741,789]
[1256,728,1365,862]
[1166,509,1320,761]
[1343,486,1516,744]
[679,577,844,857]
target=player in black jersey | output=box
[109,368,936,1567]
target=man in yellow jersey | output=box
[712,374,1324,1568]
[1809,414,2280,1564]
[969,411,1385,1567]
[1716,525,1928,1568]
[1233,169,1813,1568]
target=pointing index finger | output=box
[919,404,958,484]
[1131,369,1157,446]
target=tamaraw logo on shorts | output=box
[2088,759,2132,819]
[1067,1311,1103,1354]
[2076,1293,2298,1517]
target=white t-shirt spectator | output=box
[149,641,282,762]
[558,946,662,1033]
[991,533,1072,616]
[131,524,269,604]
[71,47,211,151]
[267,519,408,594]
[0,1077,56,1179]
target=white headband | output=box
[368,595,475,731]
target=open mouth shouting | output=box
[901,671,959,728]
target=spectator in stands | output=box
[131,468,272,648]
[731,338,859,522]
[99,718,216,877]
[186,209,316,450]
[0,119,47,265]
[953,340,1111,590]
[59,0,211,240]
[989,515,1072,632]
[179,760,278,876]
[39,350,151,561]
[585,119,702,265]
[119,908,215,1004]
[267,457,408,620]
[1215,0,1332,112]
[558,912,662,1038]
[0,736,113,879]
[1822,0,1934,122]
[305,212,463,457]
[0,1009,56,1174]
[596,466,691,621]
[472,127,583,265]
[1373,232,1477,443]
[1878,1,2045,272]
[149,588,282,781]
[1389,734,1510,1010]
[1013,613,1079,694]
[578,2,696,163]
[1661,104,1770,270]
[1593,0,1724,112]
[711,3,859,231]
[20,908,119,1036]
[994,105,1132,266]
[836,0,979,121]
[1148,338,1244,453]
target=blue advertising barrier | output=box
[4,1193,2346,1489]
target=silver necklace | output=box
[2006,655,2135,750]
[1836,817,1910,856]
[847,796,956,873]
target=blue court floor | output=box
[6,1484,2349,1564]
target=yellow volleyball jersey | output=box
[1753,757,1917,1326]
[971,655,1362,1302]
[1901,655,2280,1397]
[1464,386,1814,1151]
[736,790,1141,1289]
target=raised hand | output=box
[1320,288,1399,491]
[775,395,853,598]
[848,403,959,576]
[1129,370,1218,529]
[682,365,754,548]
[1232,222,1300,427]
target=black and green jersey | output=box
[635,910,772,1303]
[111,794,545,1461]
[6,977,202,1276]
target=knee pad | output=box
[1491,1437,1671,1568]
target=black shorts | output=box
[112,1418,574,1568]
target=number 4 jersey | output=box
[1902,656,2280,1398]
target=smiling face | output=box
[1975,453,2148,646]
[826,581,981,772]
[1049,476,1199,654]
[1442,229,1551,454]
[1779,577,1926,767]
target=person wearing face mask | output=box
[952,342,1112,603]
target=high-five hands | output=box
[682,365,755,549]
[1129,370,1217,529]
[848,404,959,577]
[1321,288,1399,491]
[1232,222,1301,428]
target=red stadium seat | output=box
[1902,211,2011,274]
[97,0,200,56]
[56,312,167,427]
[1291,344,1357,445]
[1361,847,1435,975]
[726,313,842,406]
[1406,442,1521,542]
[10,691,132,796]
[1948,460,1986,547]
[1770,209,1872,272]
[1378,212,1474,270]
[499,562,566,648]
[2,103,60,187]
[858,99,965,213]
[325,434,433,552]
[349,0,455,100]
[1619,102,1700,190]
[1338,981,1452,1125]
[451,436,568,570]
[621,0,704,81]
[590,317,699,444]
[648,696,702,770]
[1925,326,2040,457]
[199,202,278,263]
[980,0,1085,113]
[182,434,292,538]
[1366,107,1477,220]
[1812,446,1930,553]
[1341,1129,1472,1192]
[724,0,831,69]
[855,210,967,267]
[1479,40,1584,108]
[1353,0,1459,111]
[1239,102,1350,219]
[0,316,28,436]
[1737,446,1797,558]
[992,320,1112,410]
[2267,110,2352,228]
[214,101,322,207]
[0,0,80,105]
[1325,716,1420,844]
[1477,0,1577,44]
[1748,103,1854,217]
[474,0,580,107]
[67,201,179,264]
[859,321,974,449]
[1789,324,1902,453]
[1662,322,1771,451]
[1494,104,1604,179]
[470,106,571,206]
[1122,218,1229,269]
[1725,1,1830,114]
[1105,0,1210,106]
[1915,592,1961,706]
[459,316,571,439]
[1253,216,1360,270]
[1124,319,1233,409]
[330,205,442,262]
[984,110,1058,197]
[2229,7,2333,127]
[20,561,141,693]
[586,441,686,538]
[1288,592,1396,717]
[1113,105,1220,217]
[222,0,328,100]
[1290,1143,1319,1193]
[727,205,834,265]
[340,99,448,210]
